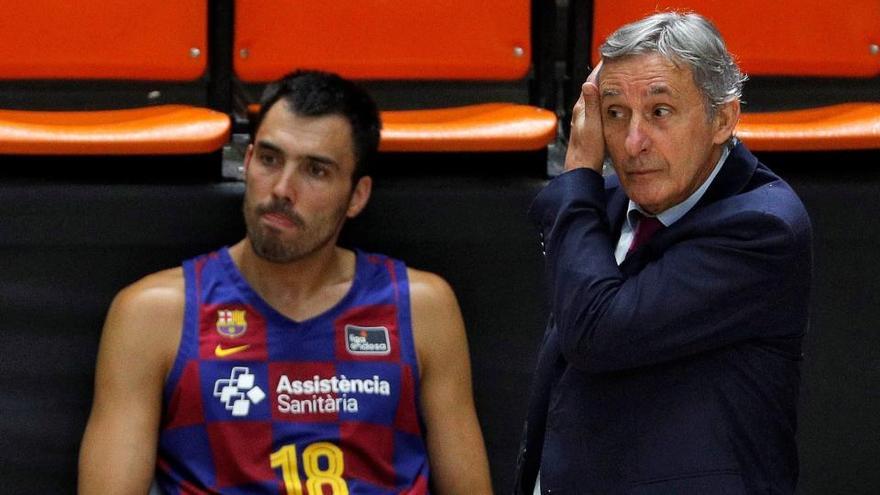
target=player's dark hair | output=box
[256,70,381,180]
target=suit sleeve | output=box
[530,168,811,374]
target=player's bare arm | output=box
[78,268,185,495]
[409,268,493,495]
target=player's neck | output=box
[229,239,356,321]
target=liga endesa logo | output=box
[345,325,390,355]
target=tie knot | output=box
[628,213,664,254]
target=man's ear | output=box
[242,144,254,179]
[346,176,372,218]
[712,99,741,145]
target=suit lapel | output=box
[605,175,629,235]
[605,178,642,273]
[694,141,758,209]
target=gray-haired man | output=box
[515,12,811,494]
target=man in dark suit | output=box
[515,12,812,494]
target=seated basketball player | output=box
[78,70,492,494]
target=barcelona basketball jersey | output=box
[156,247,430,494]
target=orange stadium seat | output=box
[591,0,880,150]
[0,1,230,155]
[247,102,557,153]
[234,0,556,153]
[379,104,557,153]
[234,0,531,81]
[736,103,880,152]
[592,1,880,78]
[0,106,231,156]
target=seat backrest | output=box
[1,1,208,81]
[591,1,880,78]
[233,0,531,82]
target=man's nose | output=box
[271,163,299,201]
[624,117,650,157]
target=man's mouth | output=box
[261,210,303,230]
[626,169,661,177]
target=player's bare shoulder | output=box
[101,267,186,375]
[110,267,185,321]
[406,268,468,371]
[406,267,460,318]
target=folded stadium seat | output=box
[233,0,556,153]
[0,1,230,155]
[246,103,557,153]
[590,0,880,151]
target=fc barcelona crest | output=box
[216,309,247,338]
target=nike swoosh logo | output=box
[214,344,250,357]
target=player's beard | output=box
[243,191,349,264]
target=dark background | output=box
[1,149,879,494]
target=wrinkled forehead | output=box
[597,53,696,99]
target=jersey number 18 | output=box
[270,442,349,495]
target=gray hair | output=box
[600,12,746,116]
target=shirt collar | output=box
[625,142,731,229]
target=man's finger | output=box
[583,60,603,115]
[586,60,603,85]
[571,89,585,124]
[581,81,600,114]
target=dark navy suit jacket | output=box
[515,143,812,494]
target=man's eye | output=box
[309,162,329,177]
[259,153,279,166]
[653,107,671,118]
[606,108,624,119]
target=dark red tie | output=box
[628,214,664,254]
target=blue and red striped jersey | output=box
[156,247,429,494]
